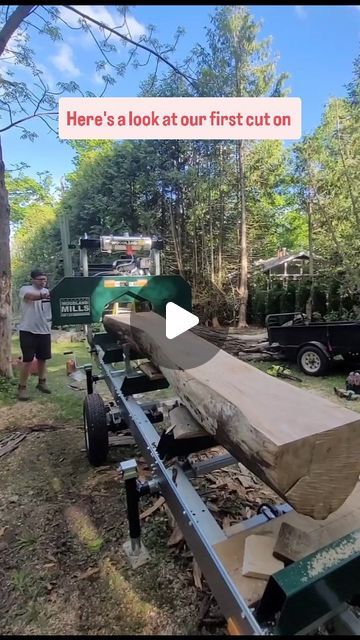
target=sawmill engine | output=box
[76,233,163,317]
[108,253,151,276]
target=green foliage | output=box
[297,281,311,313]
[266,281,283,315]
[312,285,327,317]
[9,173,61,308]
[328,278,341,313]
[252,289,267,325]
[280,282,297,313]
[5,5,360,329]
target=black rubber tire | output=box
[297,345,329,377]
[83,393,109,466]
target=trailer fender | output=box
[298,341,331,360]
[297,342,331,376]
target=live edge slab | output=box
[103,311,360,519]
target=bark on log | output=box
[103,312,360,519]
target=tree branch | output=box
[0,111,58,133]
[0,5,36,56]
[63,5,197,89]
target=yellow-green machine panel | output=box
[50,274,191,325]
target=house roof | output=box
[256,250,320,272]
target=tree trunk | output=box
[0,137,13,378]
[0,5,35,56]
[335,101,359,229]
[218,143,224,286]
[169,191,183,276]
[237,140,248,328]
[306,196,314,320]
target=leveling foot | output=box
[120,459,151,569]
[123,537,150,569]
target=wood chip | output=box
[140,496,165,520]
[167,525,184,547]
[0,526,8,537]
[0,433,27,458]
[207,502,219,513]
[109,435,135,446]
[193,558,203,590]
[78,567,100,580]
[163,503,176,529]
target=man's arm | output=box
[22,289,50,302]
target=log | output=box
[103,312,360,519]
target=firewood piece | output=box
[139,361,164,380]
[242,534,284,579]
[273,522,319,563]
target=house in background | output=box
[255,248,321,285]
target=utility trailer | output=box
[266,312,360,376]
[49,237,360,635]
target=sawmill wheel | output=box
[83,393,109,467]
[297,345,329,376]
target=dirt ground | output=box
[2,333,358,635]
[0,416,229,635]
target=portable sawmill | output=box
[49,233,360,636]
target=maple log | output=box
[103,312,360,519]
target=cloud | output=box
[294,6,307,19]
[58,5,147,46]
[93,64,112,85]
[35,63,56,90]
[50,43,81,77]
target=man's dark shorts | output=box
[19,331,51,362]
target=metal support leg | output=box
[123,343,134,375]
[84,365,93,394]
[120,459,150,568]
[125,475,141,552]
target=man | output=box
[17,269,52,401]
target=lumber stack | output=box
[103,312,360,519]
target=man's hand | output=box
[24,290,50,302]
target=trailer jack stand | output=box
[119,459,151,569]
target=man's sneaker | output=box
[36,379,52,394]
[17,386,30,401]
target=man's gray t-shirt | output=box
[18,285,52,334]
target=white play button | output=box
[166,302,199,339]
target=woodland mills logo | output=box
[60,297,91,317]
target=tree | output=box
[293,94,360,295]
[194,6,289,326]
[10,173,60,306]
[0,4,194,377]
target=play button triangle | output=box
[166,302,199,339]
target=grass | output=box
[0,334,92,423]
[254,358,360,413]
[14,531,39,551]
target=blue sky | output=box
[2,4,360,187]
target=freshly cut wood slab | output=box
[215,482,360,606]
[103,312,360,519]
[138,361,164,380]
[169,405,207,440]
[273,522,319,563]
[242,534,284,578]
